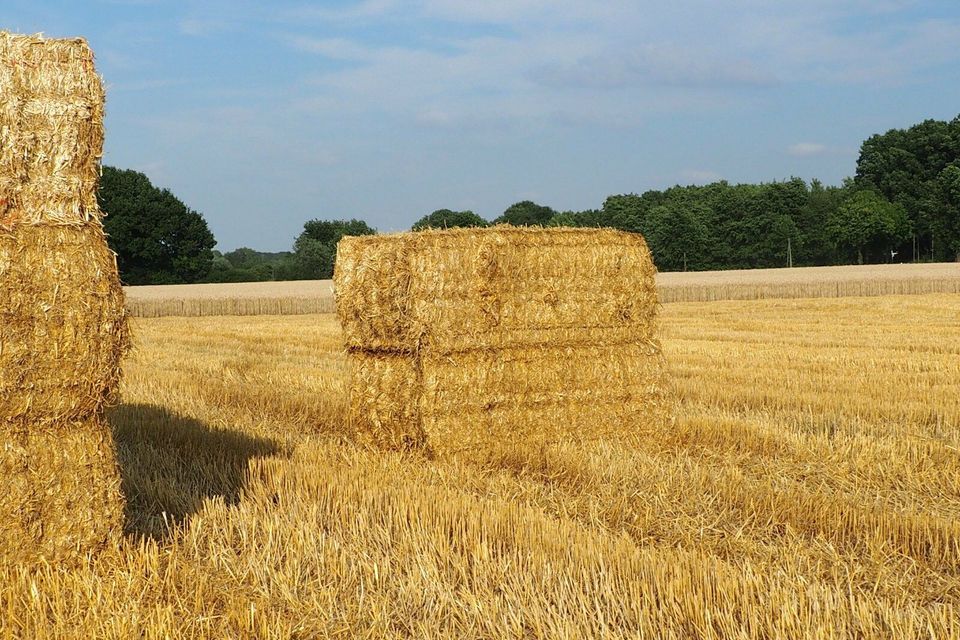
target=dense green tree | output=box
[494,200,557,226]
[855,115,960,258]
[273,256,308,281]
[412,209,488,231]
[930,163,960,261]
[292,236,336,280]
[222,247,263,270]
[299,219,376,247]
[794,179,847,265]
[645,202,712,271]
[601,194,649,232]
[730,179,805,269]
[98,167,216,285]
[204,255,275,283]
[569,209,607,228]
[201,248,300,283]
[546,211,579,227]
[292,218,376,280]
[828,190,912,264]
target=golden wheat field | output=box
[123,262,960,317]
[2,293,959,638]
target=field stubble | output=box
[1,294,959,638]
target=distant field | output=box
[124,262,960,317]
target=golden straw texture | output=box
[0,33,127,566]
[336,226,668,456]
[0,32,104,228]
[0,417,124,566]
[0,226,128,425]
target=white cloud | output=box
[178,18,230,37]
[679,169,722,184]
[731,10,960,85]
[276,1,960,137]
[786,143,859,157]
[530,45,778,90]
[416,108,454,126]
[419,0,561,23]
[285,36,373,60]
[108,78,190,93]
[279,0,399,23]
[788,142,828,157]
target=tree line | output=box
[99,114,960,285]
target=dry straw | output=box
[335,226,669,457]
[0,32,128,565]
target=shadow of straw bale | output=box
[107,403,283,539]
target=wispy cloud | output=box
[284,36,374,60]
[107,77,191,93]
[96,0,160,5]
[279,0,399,23]
[733,11,960,85]
[130,160,167,184]
[788,142,828,157]
[178,17,231,37]
[680,169,723,184]
[530,46,778,90]
[787,142,858,157]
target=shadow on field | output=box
[107,403,283,539]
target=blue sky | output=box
[4,1,960,251]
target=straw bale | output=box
[0,33,104,227]
[347,353,424,450]
[0,416,124,565]
[335,226,658,352]
[0,225,128,425]
[337,226,668,456]
[349,343,668,455]
[0,33,128,565]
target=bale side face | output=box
[335,226,659,353]
[0,32,104,227]
[0,416,124,565]
[348,343,669,457]
[338,226,667,457]
[347,352,424,450]
[0,32,128,566]
[0,225,129,425]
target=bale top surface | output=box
[0,31,104,229]
[335,225,659,353]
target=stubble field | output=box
[2,293,959,638]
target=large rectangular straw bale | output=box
[0,32,128,566]
[335,227,659,353]
[336,226,668,456]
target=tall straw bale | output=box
[336,226,669,457]
[0,33,128,565]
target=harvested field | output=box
[658,261,960,302]
[125,279,336,317]
[2,293,958,637]
[124,261,960,317]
